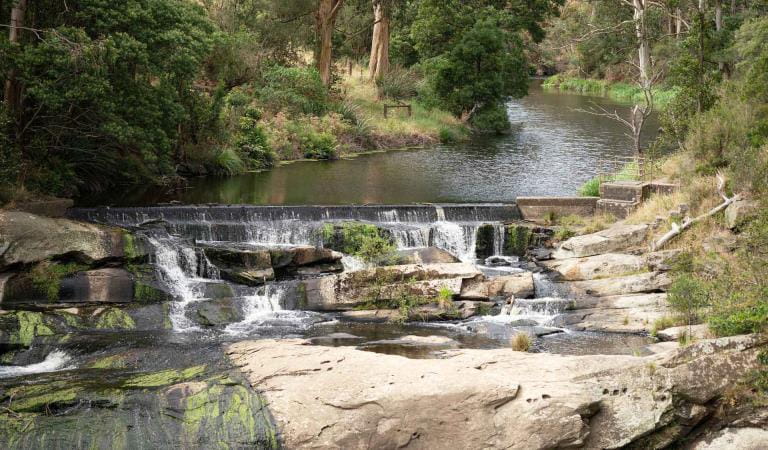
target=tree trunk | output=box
[4,0,27,111]
[675,7,682,38]
[368,0,390,81]
[315,0,344,87]
[632,0,651,89]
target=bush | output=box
[511,332,532,352]
[578,177,601,197]
[300,131,337,160]
[235,108,275,169]
[376,66,422,101]
[213,148,245,176]
[667,273,708,325]
[255,65,331,116]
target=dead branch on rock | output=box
[651,173,740,251]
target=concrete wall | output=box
[515,197,598,222]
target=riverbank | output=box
[542,74,679,109]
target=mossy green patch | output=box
[122,232,138,259]
[29,261,89,301]
[88,354,129,370]
[122,365,206,388]
[15,311,55,346]
[133,282,168,303]
[504,225,533,257]
[95,308,136,330]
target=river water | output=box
[79,81,658,206]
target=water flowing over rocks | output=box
[227,334,767,449]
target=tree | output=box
[369,0,391,80]
[3,0,27,120]
[315,0,345,86]
[430,17,528,133]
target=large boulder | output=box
[300,263,480,311]
[396,247,460,264]
[0,211,128,269]
[459,273,535,300]
[558,271,671,297]
[552,223,649,259]
[552,293,670,333]
[691,427,768,450]
[543,253,645,281]
[227,334,767,449]
[189,298,244,327]
[269,246,342,269]
[657,324,712,342]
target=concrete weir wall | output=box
[515,197,599,221]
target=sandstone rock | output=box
[552,223,649,259]
[363,335,459,348]
[552,293,670,333]
[301,263,480,311]
[559,271,671,297]
[227,334,767,449]
[0,211,127,269]
[691,427,768,450]
[396,247,459,264]
[459,272,535,300]
[725,199,759,229]
[270,246,342,268]
[657,324,712,342]
[543,253,645,281]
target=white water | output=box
[147,235,206,332]
[0,350,72,378]
[432,222,478,263]
[341,254,367,271]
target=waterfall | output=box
[432,222,477,263]
[146,234,206,332]
[223,283,310,336]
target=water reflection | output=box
[81,81,659,206]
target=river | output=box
[79,81,659,206]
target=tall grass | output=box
[543,75,679,109]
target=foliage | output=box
[427,17,528,131]
[543,75,679,109]
[376,65,422,101]
[325,223,398,264]
[0,0,217,195]
[254,65,331,116]
[234,108,276,169]
[578,177,601,197]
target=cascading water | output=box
[146,233,207,332]
[432,222,478,263]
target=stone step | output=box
[596,199,639,219]
[599,181,645,202]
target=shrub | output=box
[327,223,398,264]
[554,227,576,241]
[578,177,601,197]
[511,332,532,352]
[667,273,709,326]
[213,148,245,176]
[235,108,275,169]
[300,131,337,159]
[376,65,422,101]
[256,65,331,116]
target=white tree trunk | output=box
[4,0,28,107]
[632,0,651,88]
[369,0,390,81]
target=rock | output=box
[396,247,460,264]
[543,253,645,281]
[8,198,74,218]
[339,309,399,322]
[0,211,128,269]
[459,272,535,300]
[227,334,767,449]
[293,262,344,276]
[363,335,459,347]
[642,249,682,271]
[308,333,364,345]
[657,324,712,342]
[197,281,235,300]
[301,263,480,311]
[691,427,768,450]
[725,199,759,229]
[558,271,671,297]
[58,268,136,303]
[552,223,649,259]
[484,255,519,266]
[552,293,670,333]
[503,224,535,257]
[203,248,274,286]
[702,231,740,253]
[269,246,342,268]
[190,298,244,327]
[0,364,278,449]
